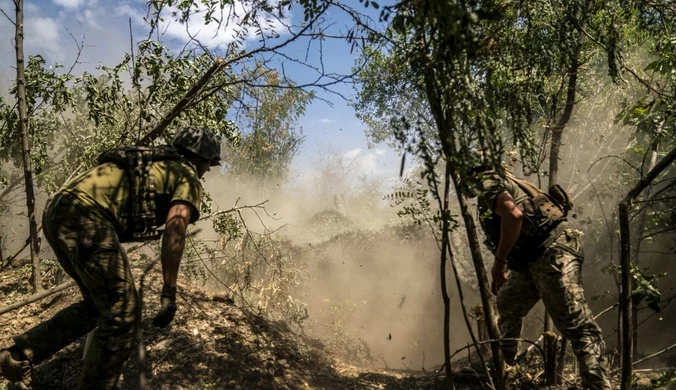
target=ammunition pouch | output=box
[97,146,183,241]
[548,184,574,216]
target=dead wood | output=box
[0,280,75,316]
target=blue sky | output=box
[0,0,409,187]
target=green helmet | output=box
[172,126,221,166]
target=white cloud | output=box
[374,148,386,156]
[81,9,101,30]
[342,148,361,161]
[25,3,40,13]
[115,4,145,26]
[150,1,292,50]
[53,0,86,9]
[25,17,62,58]
[319,118,332,124]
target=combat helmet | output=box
[172,126,222,167]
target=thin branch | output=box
[594,303,618,320]
[0,7,15,25]
[576,22,671,98]
[198,200,269,222]
[612,342,676,374]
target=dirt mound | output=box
[0,262,447,390]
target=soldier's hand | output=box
[152,285,177,328]
[491,259,509,296]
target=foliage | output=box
[198,226,310,330]
[308,299,375,365]
[224,69,312,183]
[630,264,664,312]
[213,213,244,240]
[0,42,241,197]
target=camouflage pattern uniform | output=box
[477,173,611,390]
[4,127,219,389]
[15,193,140,389]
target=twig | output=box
[612,342,676,374]
[0,224,43,271]
[594,303,619,320]
[632,368,676,373]
[0,7,14,25]
[198,200,269,221]
[515,334,544,363]
[0,280,75,315]
[186,236,250,308]
[451,337,546,365]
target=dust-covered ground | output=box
[0,263,482,390]
[2,259,675,390]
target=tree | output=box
[0,0,377,245]
[224,68,313,184]
[602,3,676,386]
[354,1,667,388]
[13,0,41,292]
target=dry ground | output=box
[1,261,673,389]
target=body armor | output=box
[478,172,572,269]
[97,145,184,241]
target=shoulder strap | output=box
[504,172,543,199]
[97,145,182,166]
[96,145,183,241]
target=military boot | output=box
[0,348,32,389]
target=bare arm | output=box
[493,190,523,261]
[161,201,193,289]
[490,190,523,295]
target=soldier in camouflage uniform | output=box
[0,127,221,389]
[472,167,612,390]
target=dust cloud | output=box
[201,173,481,370]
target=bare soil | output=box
[1,261,673,389]
[0,263,454,390]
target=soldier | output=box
[470,162,612,390]
[0,126,221,389]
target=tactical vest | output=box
[478,172,573,269]
[97,145,184,241]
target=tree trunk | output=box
[442,161,494,388]
[630,144,658,357]
[439,161,455,390]
[544,1,594,380]
[14,0,41,293]
[619,145,676,390]
[544,332,558,385]
[419,37,506,390]
[454,186,507,390]
[619,202,632,390]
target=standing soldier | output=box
[470,161,612,390]
[0,126,221,389]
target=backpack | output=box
[97,145,184,241]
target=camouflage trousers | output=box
[497,228,612,390]
[14,193,139,390]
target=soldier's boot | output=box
[0,348,32,389]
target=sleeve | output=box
[477,173,508,213]
[169,164,203,223]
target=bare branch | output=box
[198,199,269,222]
[612,342,676,374]
[0,281,76,316]
[0,7,14,25]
